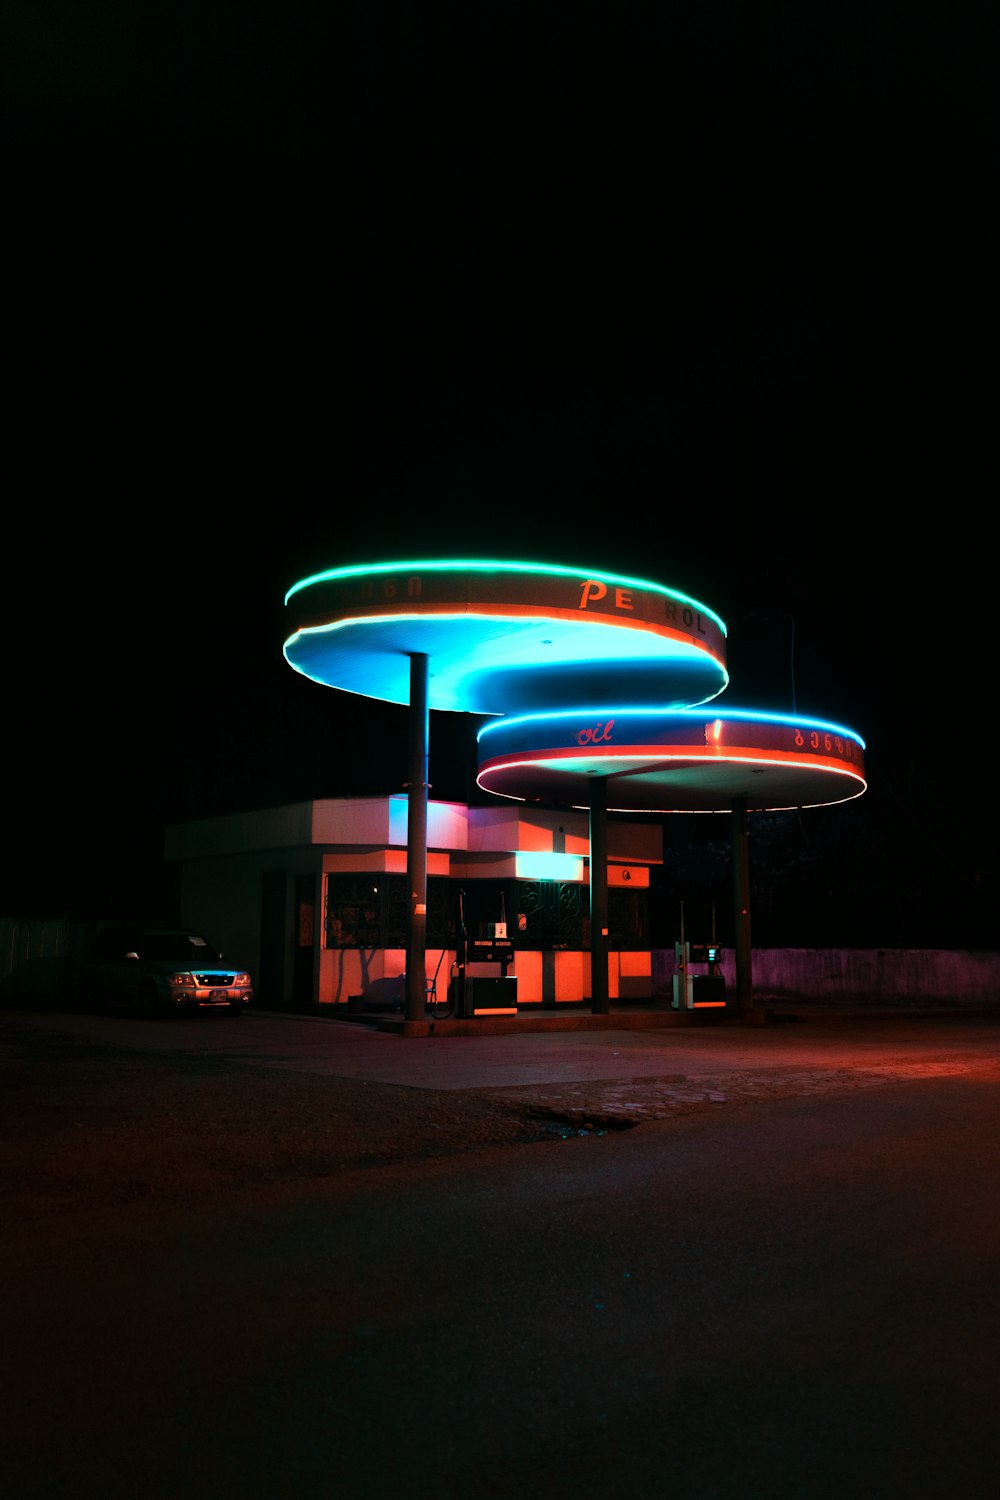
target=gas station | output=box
[282,559,867,1025]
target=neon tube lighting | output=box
[514,852,585,881]
[284,558,728,633]
[287,610,717,648]
[476,756,868,814]
[478,750,866,779]
[285,613,729,671]
[477,706,865,749]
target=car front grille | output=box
[196,973,237,986]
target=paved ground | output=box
[5,1004,1000,1500]
[4,1003,1000,1167]
[244,1005,1000,1122]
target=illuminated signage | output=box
[283,561,730,713]
[479,708,865,768]
[514,851,585,882]
[284,560,726,660]
[476,707,867,813]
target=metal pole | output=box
[405,653,429,1021]
[589,777,610,1014]
[731,795,753,1014]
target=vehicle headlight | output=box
[168,973,196,988]
[234,973,251,987]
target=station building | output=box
[164,795,662,1015]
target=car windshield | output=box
[143,933,222,964]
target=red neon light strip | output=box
[479,747,866,777]
[306,606,725,657]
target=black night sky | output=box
[5,4,998,944]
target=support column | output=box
[731,795,753,1014]
[589,777,610,1015]
[405,653,429,1021]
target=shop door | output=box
[291,874,317,1012]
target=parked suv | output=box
[84,925,253,1017]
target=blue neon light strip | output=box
[477,706,866,750]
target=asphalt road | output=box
[4,1009,1000,1499]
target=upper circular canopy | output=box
[283,559,728,714]
[476,707,867,813]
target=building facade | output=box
[164,796,662,1013]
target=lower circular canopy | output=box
[283,559,728,714]
[476,708,867,813]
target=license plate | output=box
[209,989,229,1001]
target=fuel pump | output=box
[672,901,727,1010]
[456,889,518,1017]
[452,888,468,1018]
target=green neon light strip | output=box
[284,558,727,635]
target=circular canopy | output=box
[476,707,867,813]
[283,559,728,714]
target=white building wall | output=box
[165,802,317,861]
[177,850,314,998]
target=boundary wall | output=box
[650,946,1000,1008]
[3,918,1000,1009]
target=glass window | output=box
[143,932,220,963]
[324,874,383,948]
[91,927,139,960]
[609,887,648,950]
[325,874,453,949]
[323,875,648,951]
[513,880,583,949]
